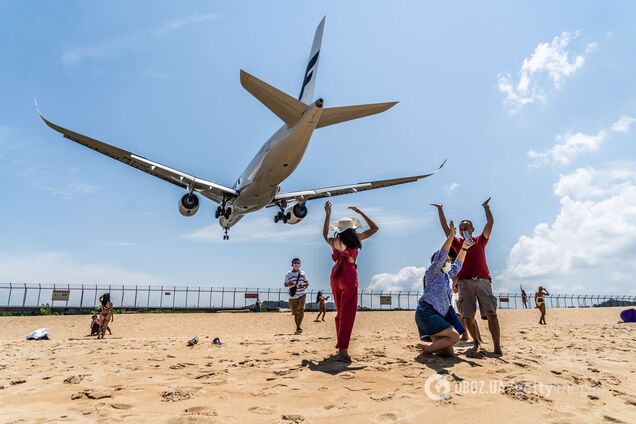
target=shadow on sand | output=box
[301,357,367,375]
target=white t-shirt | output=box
[284,270,308,299]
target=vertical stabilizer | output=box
[298,17,325,104]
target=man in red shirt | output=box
[431,197,502,355]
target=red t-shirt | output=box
[452,234,491,280]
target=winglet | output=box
[438,159,447,170]
[34,98,42,117]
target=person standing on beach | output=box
[284,258,309,335]
[535,286,550,325]
[315,291,330,322]
[323,201,378,362]
[431,198,502,355]
[521,287,528,309]
[416,220,474,356]
[97,293,113,339]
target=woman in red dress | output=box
[323,201,378,362]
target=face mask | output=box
[442,262,452,273]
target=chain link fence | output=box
[1,283,634,314]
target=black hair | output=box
[99,293,110,306]
[337,228,361,249]
[460,219,473,228]
[430,248,457,263]
[291,257,300,264]
[316,291,323,304]
[91,315,97,319]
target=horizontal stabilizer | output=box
[240,70,307,126]
[316,102,398,129]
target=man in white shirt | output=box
[284,258,309,334]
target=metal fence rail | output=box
[0,283,634,313]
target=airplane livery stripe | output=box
[298,50,320,100]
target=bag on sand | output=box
[26,328,49,340]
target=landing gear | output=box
[274,202,291,224]
[215,205,232,219]
[223,228,230,240]
[274,210,288,224]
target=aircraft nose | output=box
[315,98,323,108]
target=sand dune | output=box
[0,307,634,423]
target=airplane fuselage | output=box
[218,101,323,228]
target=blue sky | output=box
[1,1,635,294]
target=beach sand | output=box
[0,307,634,423]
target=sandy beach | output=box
[0,307,634,423]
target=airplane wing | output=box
[270,160,446,206]
[36,104,237,204]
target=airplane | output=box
[37,17,444,240]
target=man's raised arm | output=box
[482,197,494,239]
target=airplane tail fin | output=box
[316,102,398,129]
[240,70,307,126]
[298,17,325,104]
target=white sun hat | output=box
[330,217,363,234]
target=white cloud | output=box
[498,31,596,113]
[40,182,98,199]
[528,115,634,166]
[528,130,609,166]
[183,205,426,244]
[500,165,636,294]
[610,115,636,133]
[62,13,220,65]
[0,251,160,284]
[445,182,460,194]
[367,266,424,292]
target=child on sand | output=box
[415,220,474,356]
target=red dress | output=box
[330,247,359,349]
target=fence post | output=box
[37,283,42,307]
[209,287,213,309]
[185,286,189,308]
[79,285,85,309]
[134,285,138,308]
[233,288,236,309]
[93,285,98,307]
[197,286,201,309]
[21,284,28,315]
[172,285,176,309]
[221,287,224,309]
[8,283,12,307]
[51,283,55,309]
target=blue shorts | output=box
[415,302,465,340]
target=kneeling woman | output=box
[416,221,474,356]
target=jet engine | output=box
[285,203,308,225]
[178,193,200,217]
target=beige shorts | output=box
[457,278,497,320]
[289,294,306,315]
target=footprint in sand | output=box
[161,387,201,402]
[248,406,276,415]
[110,403,132,410]
[184,406,217,416]
[375,412,398,423]
[281,414,305,423]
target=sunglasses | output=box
[292,262,301,265]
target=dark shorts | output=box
[289,294,306,315]
[415,302,465,340]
